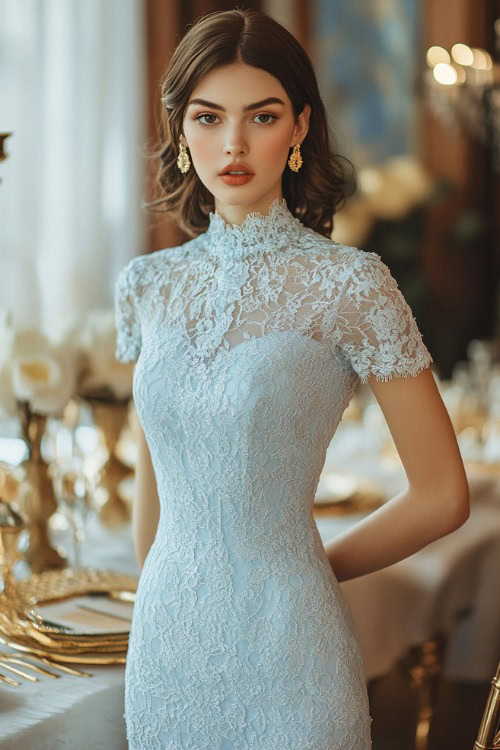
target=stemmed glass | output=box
[52,459,91,568]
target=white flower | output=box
[11,328,78,416]
[74,308,133,400]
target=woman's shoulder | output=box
[297,227,386,279]
[116,236,201,292]
[314,235,382,268]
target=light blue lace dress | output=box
[114,197,432,750]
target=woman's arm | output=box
[324,366,470,583]
[131,410,160,572]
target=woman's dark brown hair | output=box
[145,8,356,239]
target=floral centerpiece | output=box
[0,306,135,572]
[0,310,80,571]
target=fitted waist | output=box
[152,515,328,574]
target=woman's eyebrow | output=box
[187,97,286,111]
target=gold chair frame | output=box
[473,660,500,750]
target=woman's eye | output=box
[193,113,278,126]
[253,113,277,124]
[194,113,219,125]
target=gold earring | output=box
[288,143,303,172]
[177,137,191,173]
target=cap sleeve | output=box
[333,251,433,384]
[114,259,142,363]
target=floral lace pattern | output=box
[114,197,432,749]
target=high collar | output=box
[204,197,305,261]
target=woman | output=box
[114,9,470,749]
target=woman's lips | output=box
[219,173,255,185]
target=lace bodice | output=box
[114,197,432,750]
[115,197,432,385]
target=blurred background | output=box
[1,0,499,375]
[0,2,500,750]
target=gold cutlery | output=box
[0,660,37,682]
[0,671,19,686]
[0,652,60,677]
[0,646,93,677]
[15,654,93,678]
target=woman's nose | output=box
[223,128,248,155]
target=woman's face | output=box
[181,62,310,224]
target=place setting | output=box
[0,493,138,685]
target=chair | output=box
[399,631,449,750]
[473,660,500,749]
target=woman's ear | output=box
[292,103,311,145]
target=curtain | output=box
[0,0,146,337]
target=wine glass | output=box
[52,459,91,568]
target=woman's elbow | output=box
[443,479,470,532]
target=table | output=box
[0,519,136,750]
[320,422,500,683]
[1,428,499,749]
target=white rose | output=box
[11,328,78,416]
[74,309,133,400]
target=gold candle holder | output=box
[0,496,26,598]
[86,397,132,527]
[17,401,67,572]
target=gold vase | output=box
[0,496,26,598]
[17,401,66,573]
[87,397,132,527]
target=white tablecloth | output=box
[0,519,137,750]
[0,661,127,750]
[1,423,499,749]
[325,472,500,681]
[320,422,500,682]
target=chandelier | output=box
[423,22,500,172]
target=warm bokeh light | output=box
[471,47,493,70]
[426,46,450,67]
[453,64,466,84]
[451,43,474,66]
[358,167,383,194]
[433,63,458,85]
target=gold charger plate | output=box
[0,568,137,658]
[15,567,138,606]
[25,601,133,641]
[0,629,127,664]
[16,568,138,642]
[0,607,130,650]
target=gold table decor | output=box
[0,633,128,665]
[0,462,24,503]
[313,472,385,516]
[0,496,26,598]
[17,400,66,572]
[0,567,137,664]
[14,566,137,605]
[85,396,132,527]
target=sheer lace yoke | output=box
[115,199,433,382]
[204,196,306,260]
